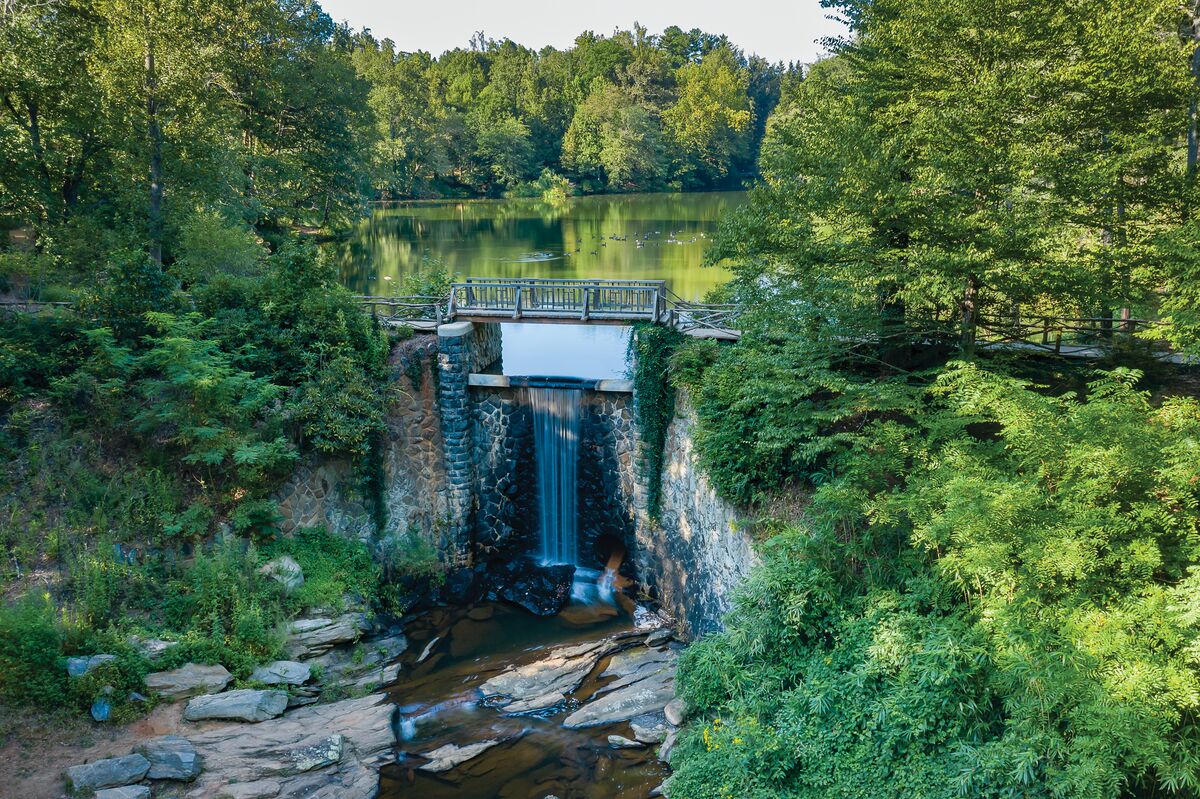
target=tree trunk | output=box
[960,274,979,353]
[145,12,164,269]
[1188,3,1200,216]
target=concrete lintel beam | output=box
[437,321,474,338]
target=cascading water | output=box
[528,387,581,566]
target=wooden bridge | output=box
[356,277,741,339]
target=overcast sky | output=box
[319,0,846,65]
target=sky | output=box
[318,0,846,65]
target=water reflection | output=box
[329,191,744,301]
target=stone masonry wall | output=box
[473,387,537,557]
[579,391,639,572]
[632,391,756,637]
[275,335,451,560]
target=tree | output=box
[663,46,752,187]
[561,82,669,192]
[713,0,1192,351]
[0,0,107,231]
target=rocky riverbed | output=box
[383,599,680,799]
[29,594,683,799]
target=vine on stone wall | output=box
[628,324,684,520]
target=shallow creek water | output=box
[379,599,671,799]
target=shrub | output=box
[0,594,66,706]
[160,538,283,676]
[264,526,380,613]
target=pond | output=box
[329,191,744,302]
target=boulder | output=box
[418,739,505,773]
[258,555,304,593]
[66,654,116,678]
[91,696,112,722]
[145,663,232,700]
[184,689,289,723]
[136,735,201,781]
[630,714,670,744]
[250,660,311,686]
[607,734,644,749]
[285,613,368,659]
[665,696,687,726]
[128,636,178,662]
[494,561,575,617]
[95,787,151,799]
[64,753,150,793]
[307,632,407,692]
[659,730,678,763]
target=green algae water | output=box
[329,191,744,302]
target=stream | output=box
[379,598,672,799]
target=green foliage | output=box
[685,332,925,505]
[397,258,456,298]
[161,538,283,676]
[0,595,66,706]
[292,354,384,458]
[171,210,267,286]
[712,0,1195,352]
[506,170,577,201]
[628,325,685,518]
[265,526,380,613]
[673,364,1200,799]
[133,312,296,487]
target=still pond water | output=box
[330,191,743,302]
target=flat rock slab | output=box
[145,663,232,700]
[418,739,504,773]
[184,689,289,723]
[502,690,566,715]
[608,734,644,749]
[479,637,620,706]
[250,660,312,686]
[136,734,201,780]
[65,753,150,793]
[563,667,676,728]
[185,694,395,799]
[308,632,407,692]
[94,787,151,799]
[286,613,369,659]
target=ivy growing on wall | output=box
[628,324,684,520]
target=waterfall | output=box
[528,387,581,566]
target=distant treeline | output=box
[351,26,797,198]
[1,2,796,253]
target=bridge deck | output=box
[357,277,742,338]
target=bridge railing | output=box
[355,295,447,324]
[974,310,1165,354]
[670,302,740,335]
[448,278,668,322]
